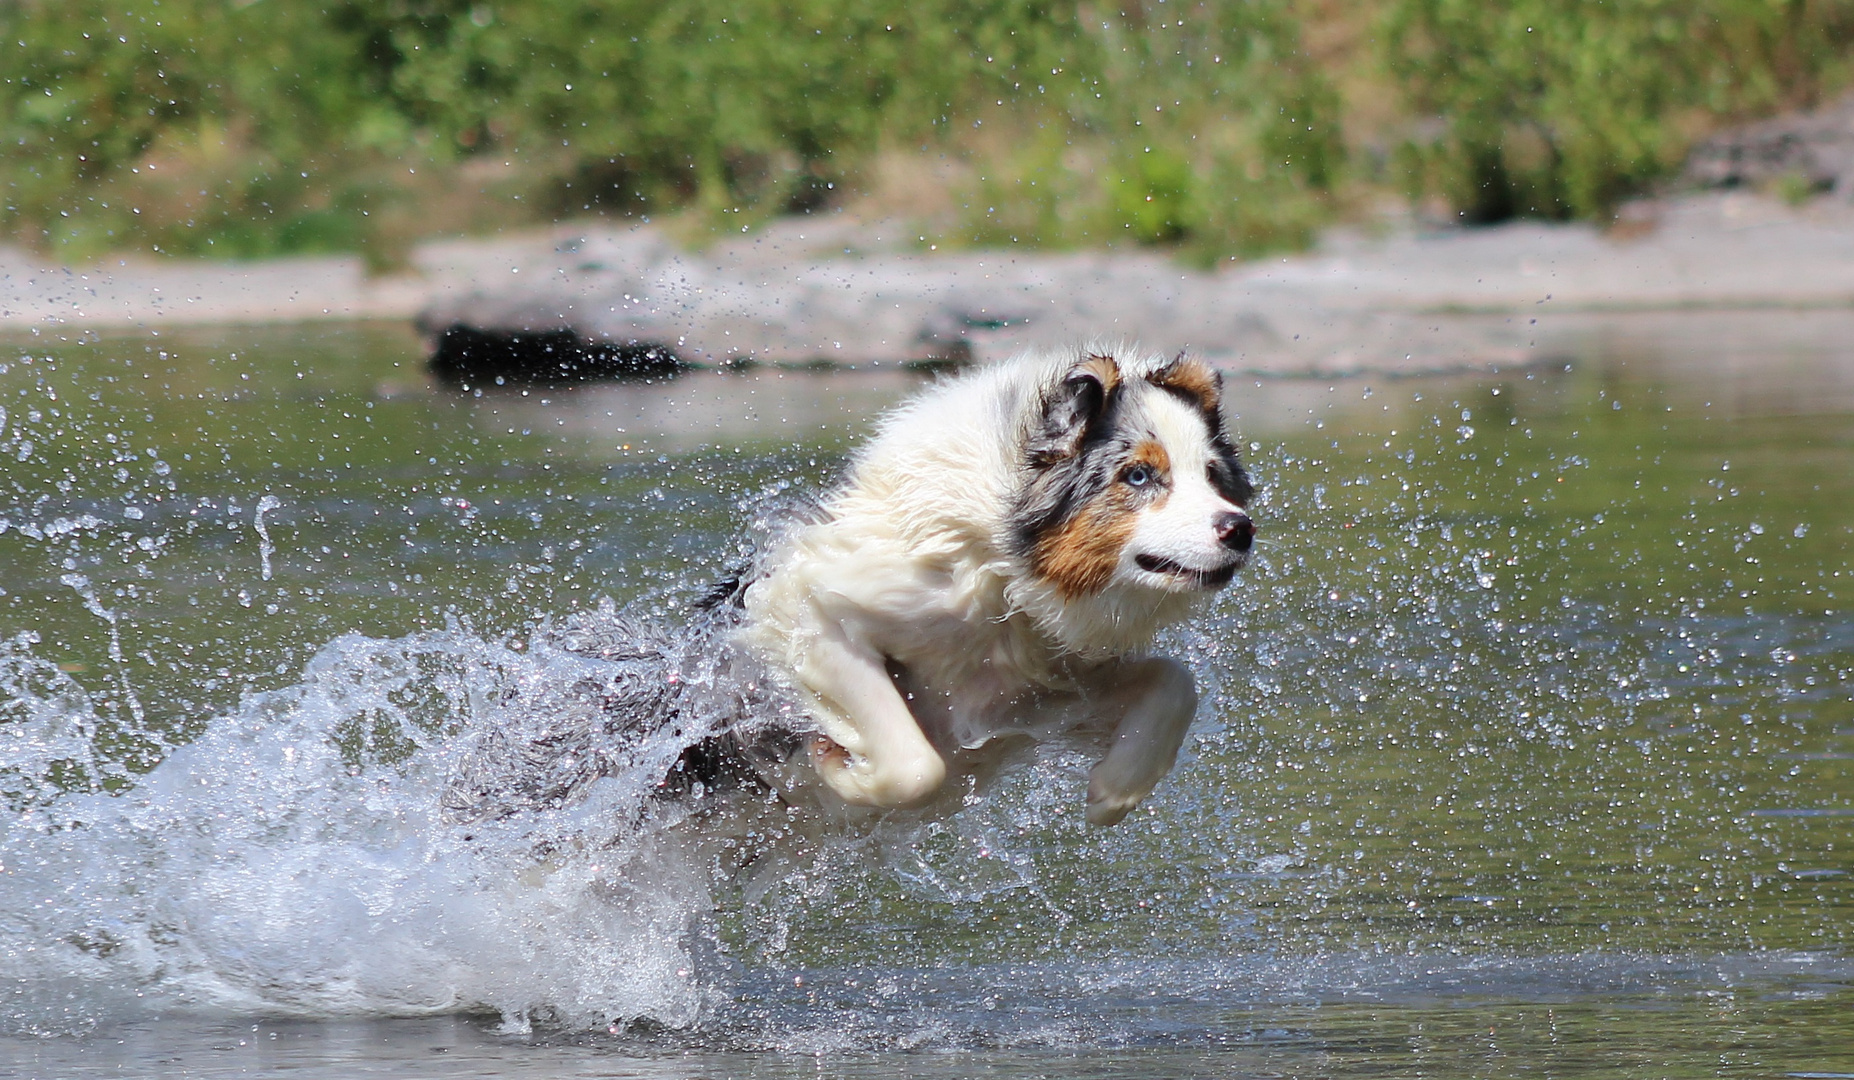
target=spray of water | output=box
[0,608,769,1036]
[2,346,1849,1050]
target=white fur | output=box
[1121,390,1248,588]
[740,346,1247,824]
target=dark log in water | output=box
[425,324,684,387]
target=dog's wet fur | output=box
[740,345,1254,823]
[448,346,1254,827]
[1009,353,1253,598]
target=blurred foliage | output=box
[0,0,1850,264]
[1383,0,1854,221]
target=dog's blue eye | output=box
[1125,465,1154,487]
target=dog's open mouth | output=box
[1135,554,1239,589]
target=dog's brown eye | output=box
[1125,464,1155,487]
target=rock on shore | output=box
[1684,91,1854,198]
[6,190,1854,380]
[411,191,1854,378]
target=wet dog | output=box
[741,346,1254,824]
[445,346,1254,829]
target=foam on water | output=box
[0,612,758,1037]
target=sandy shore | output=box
[4,190,1852,377]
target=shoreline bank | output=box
[5,191,1853,378]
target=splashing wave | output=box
[0,601,802,1036]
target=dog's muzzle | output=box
[1215,511,1255,553]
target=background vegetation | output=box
[3,0,1851,266]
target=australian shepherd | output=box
[740,345,1255,825]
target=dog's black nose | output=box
[1215,512,1255,552]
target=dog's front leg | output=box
[1084,657,1197,826]
[794,622,947,808]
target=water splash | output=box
[0,612,761,1037]
[56,571,144,725]
[2,339,1851,1054]
[253,494,280,582]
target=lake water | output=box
[1,315,1850,1078]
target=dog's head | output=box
[1009,350,1254,600]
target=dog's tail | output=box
[694,572,750,612]
[693,485,830,613]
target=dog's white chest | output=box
[881,612,1084,752]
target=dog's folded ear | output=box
[1027,353,1120,466]
[1147,351,1222,416]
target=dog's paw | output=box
[807,733,946,807]
[1084,777,1145,827]
[809,734,852,772]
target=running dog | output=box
[741,345,1255,825]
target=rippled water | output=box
[1,316,1850,1077]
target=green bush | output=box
[949,0,1338,257]
[1383,0,1854,221]
[0,0,401,255]
[1109,149,1201,245]
[1,0,1849,263]
[0,0,1338,261]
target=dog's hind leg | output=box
[1082,657,1198,826]
[794,623,947,807]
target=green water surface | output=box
[0,316,1849,1077]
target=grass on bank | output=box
[2,0,1850,268]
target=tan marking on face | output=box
[1127,438,1171,481]
[1032,484,1141,598]
[1076,353,1122,395]
[1147,355,1221,413]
